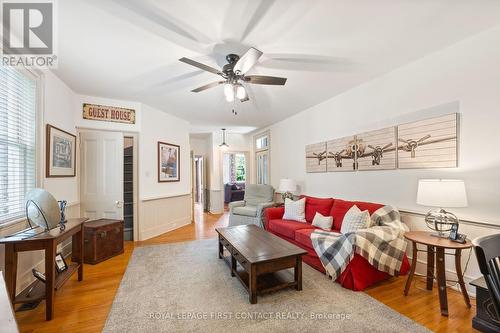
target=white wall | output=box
[75,94,141,133]
[139,104,191,200]
[74,95,192,240]
[264,25,500,291]
[43,70,79,204]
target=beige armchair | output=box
[228,184,275,228]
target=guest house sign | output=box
[82,103,136,124]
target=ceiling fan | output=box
[179,47,287,102]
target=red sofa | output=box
[264,196,410,291]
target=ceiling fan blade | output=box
[245,75,287,85]
[191,81,224,93]
[179,57,222,75]
[233,47,263,74]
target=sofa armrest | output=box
[228,200,245,213]
[263,206,285,230]
[256,202,275,218]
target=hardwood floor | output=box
[14,205,477,332]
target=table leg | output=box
[295,256,302,291]
[435,247,449,316]
[45,240,56,321]
[249,264,257,304]
[231,254,236,277]
[426,245,435,290]
[455,249,471,308]
[4,244,17,303]
[404,241,418,296]
[73,225,84,281]
[218,236,223,259]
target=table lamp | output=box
[279,179,297,202]
[417,179,468,238]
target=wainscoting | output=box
[138,194,191,241]
[209,189,224,214]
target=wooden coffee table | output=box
[216,225,307,304]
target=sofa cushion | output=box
[268,219,315,239]
[330,199,384,231]
[300,196,335,223]
[232,205,257,217]
[294,228,317,249]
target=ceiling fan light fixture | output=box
[236,84,246,100]
[224,83,234,102]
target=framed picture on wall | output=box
[158,141,180,182]
[46,124,76,177]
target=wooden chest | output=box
[72,219,124,265]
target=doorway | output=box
[193,155,208,212]
[123,137,134,240]
[222,152,248,207]
[80,130,138,241]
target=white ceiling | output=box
[55,0,500,133]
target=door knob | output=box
[115,200,123,208]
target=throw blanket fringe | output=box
[311,205,408,281]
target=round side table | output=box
[403,231,472,317]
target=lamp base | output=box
[281,192,294,202]
[424,208,459,237]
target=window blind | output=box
[0,65,37,224]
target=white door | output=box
[80,131,124,220]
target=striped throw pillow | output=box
[283,198,306,222]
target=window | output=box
[0,66,37,225]
[255,133,269,152]
[254,131,270,185]
[223,153,246,184]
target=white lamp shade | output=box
[224,84,234,102]
[279,179,297,193]
[417,179,468,208]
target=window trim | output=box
[0,66,43,230]
[254,130,270,153]
[253,130,271,185]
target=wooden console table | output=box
[403,231,472,316]
[0,218,87,321]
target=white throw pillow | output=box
[312,212,333,230]
[340,205,371,234]
[282,198,306,222]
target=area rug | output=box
[104,239,430,332]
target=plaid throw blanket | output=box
[311,205,408,281]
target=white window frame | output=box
[254,130,270,185]
[0,66,43,230]
[254,130,270,153]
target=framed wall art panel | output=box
[305,142,327,173]
[397,113,458,169]
[326,136,357,172]
[357,127,397,171]
[158,142,180,182]
[46,124,77,177]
